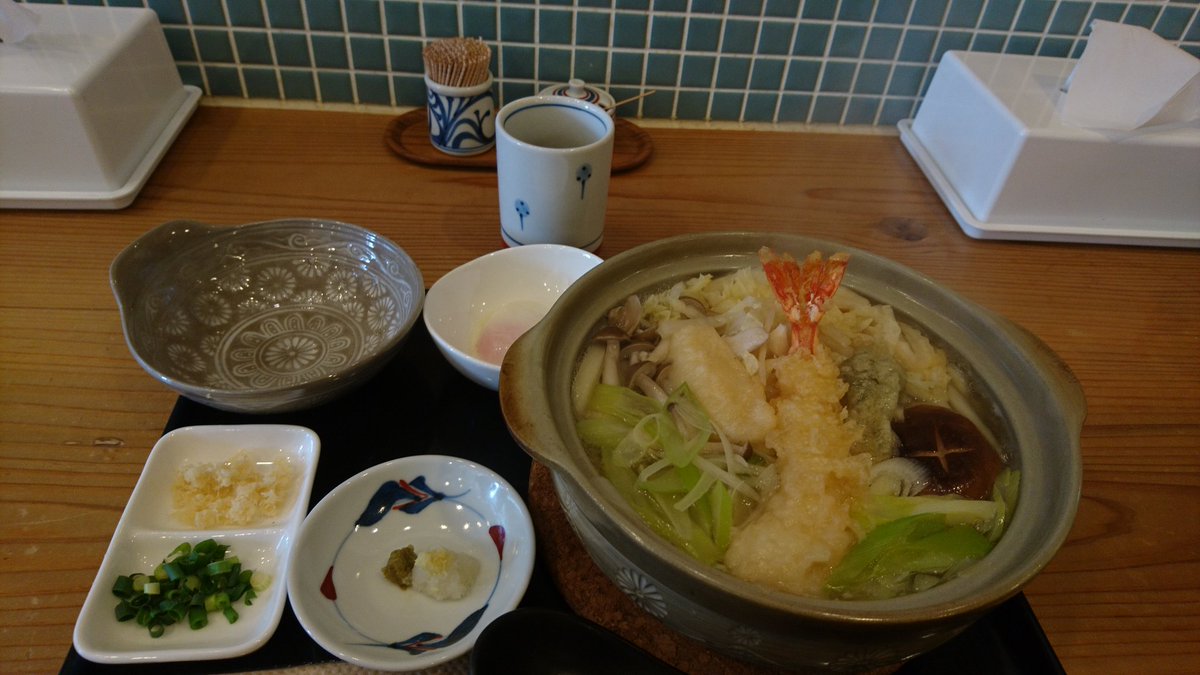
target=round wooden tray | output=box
[384,108,653,172]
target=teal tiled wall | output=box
[20,0,1200,125]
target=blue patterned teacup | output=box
[495,96,614,252]
[425,74,495,156]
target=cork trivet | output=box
[384,109,653,172]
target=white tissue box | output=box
[0,4,200,209]
[899,51,1200,247]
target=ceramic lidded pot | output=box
[500,232,1083,671]
[538,78,616,110]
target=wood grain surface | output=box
[1,105,1196,673]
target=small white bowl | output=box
[423,244,602,390]
[287,455,535,672]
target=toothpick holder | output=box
[424,73,496,156]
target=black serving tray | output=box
[60,320,1063,675]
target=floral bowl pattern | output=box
[111,219,424,413]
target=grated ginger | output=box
[172,451,296,528]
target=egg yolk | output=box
[474,300,547,365]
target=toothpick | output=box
[423,38,491,87]
[605,90,657,111]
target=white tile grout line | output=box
[219,0,247,99]
[769,2,801,124]
[636,9,652,118]
[809,1,838,126]
[705,1,727,121]
[838,0,877,126]
[737,1,768,123]
[263,0,286,100]
[532,4,542,96]
[909,0,950,121]
[298,0,319,104]
[339,1,358,105]
[382,0,397,107]
[605,5,616,101]
[178,0,209,95]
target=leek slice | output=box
[825,513,993,600]
[584,383,742,566]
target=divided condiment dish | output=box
[73,425,320,663]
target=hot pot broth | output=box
[571,249,1019,600]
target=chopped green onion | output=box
[114,601,136,622]
[111,575,133,596]
[161,562,184,582]
[204,591,230,612]
[188,605,207,630]
[205,556,239,576]
[109,539,269,638]
[167,542,191,559]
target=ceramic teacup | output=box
[495,95,614,252]
[425,73,495,156]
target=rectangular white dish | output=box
[0,4,200,209]
[902,51,1200,248]
[72,425,320,664]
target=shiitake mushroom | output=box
[891,404,1003,500]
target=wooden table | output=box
[1,105,1197,674]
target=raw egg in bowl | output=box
[424,244,603,390]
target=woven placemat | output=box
[384,109,653,172]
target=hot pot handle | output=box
[499,330,584,483]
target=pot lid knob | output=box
[540,78,615,108]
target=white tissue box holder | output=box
[0,5,201,209]
[899,51,1200,247]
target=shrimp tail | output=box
[759,247,849,354]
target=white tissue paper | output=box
[0,0,38,44]
[1061,20,1200,131]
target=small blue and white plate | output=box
[287,455,535,672]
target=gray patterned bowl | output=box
[111,219,424,413]
[501,232,1083,672]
